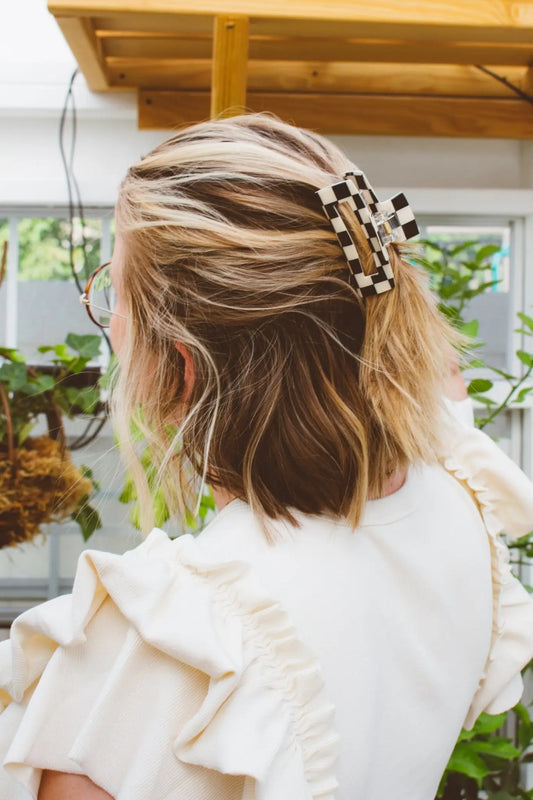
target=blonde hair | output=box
[112,113,457,533]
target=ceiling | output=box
[48,0,533,137]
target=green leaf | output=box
[119,478,136,504]
[469,737,521,760]
[65,386,100,414]
[0,347,26,363]
[517,312,533,333]
[463,279,501,298]
[468,378,493,395]
[20,374,55,396]
[471,711,508,735]
[516,387,533,404]
[72,502,102,542]
[461,319,480,339]
[475,244,501,262]
[517,350,533,367]
[17,420,34,445]
[490,367,515,380]
[0,362,28,391]
[449,240,478,257]
[446,742,491,785]
[65,333,102,360]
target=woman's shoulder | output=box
[0,527,339,800]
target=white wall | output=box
[2,0,533,208]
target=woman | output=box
[2,114,533,800]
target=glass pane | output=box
[420,223,513,371]
[17,217,101,283]
[15,217,104,362]
[423,224,510,293]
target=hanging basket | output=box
[0,382,93,548]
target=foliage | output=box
[0,216,101,282]
[0,333,102,446]
[0,333,104,542]
[415,241,533,429]
[117,420,216,535]
[437,708,533,800]
[416,240,533,799]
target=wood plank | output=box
[138,89,533,139]
[99,32,533,66]
[54,16,110,90]
[211,15,249,117]
[108,58,527,98]
[93,12,214,33]
[47,0,533,32]
[93,13,531,45]
[91,12,533,43]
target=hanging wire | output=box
[59,68,111,450]
[475,65,533,108]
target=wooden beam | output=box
[54,16,110,90]
[47,0,533,32]
[91,11,533,44]
[210,15,249,117]
[108,59,527,98]
[97,32,533,67]
[138,89,533,139]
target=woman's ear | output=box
[175,342,194,403]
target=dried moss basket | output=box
[0,395,93,548]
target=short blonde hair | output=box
[113,113,456,533]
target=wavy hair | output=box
[112,113,457,532]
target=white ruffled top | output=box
[1,418,533,800]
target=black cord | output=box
[69,413,108,451]
[59,68,82,293]
[475,65,533,108]
[59,70,113,450]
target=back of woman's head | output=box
[113,113,456,532]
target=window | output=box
[0,208,141,618]
[0,207,531,615]
[419,218,514,373]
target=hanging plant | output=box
[0,242,102,546]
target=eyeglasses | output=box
[80,261,123,329]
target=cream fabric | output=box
[1,423,533,800]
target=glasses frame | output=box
[80,261,114,329]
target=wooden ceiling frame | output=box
[48,0,533,138]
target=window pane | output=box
[17,217,101,283]
[420,223,513,371]
[424,224,510,293]
[16,217,104,362]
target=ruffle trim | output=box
[1,529,339,800]
[441,422,533,728]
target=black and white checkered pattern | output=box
[316,170,419,297]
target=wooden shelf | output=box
[48,0,533,137]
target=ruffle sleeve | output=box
[0,530,339,800]
[440,418,533,729]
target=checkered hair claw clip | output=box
[316,170,419,297]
